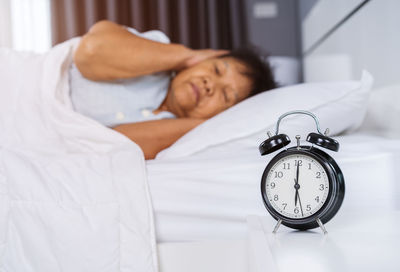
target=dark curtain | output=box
[50,0,247,50]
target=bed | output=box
[1,44,398,271]
[147,75,400,242]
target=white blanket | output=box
[0,40,158,271]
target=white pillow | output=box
[156,71,373,159]
[358,84,400,138]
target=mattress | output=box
[147,132,400,242]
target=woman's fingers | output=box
[182,49,230,69]
[202,49,230,58]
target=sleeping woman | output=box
[71,20,276,159]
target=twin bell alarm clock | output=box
[259,110,345,234]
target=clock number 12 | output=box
[294,160,303,166]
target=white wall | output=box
[301,0,364,54]
[302,0,400,89]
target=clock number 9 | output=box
[270,182,276,189]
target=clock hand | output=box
[297,191,304,217]
[295,163,304,216]
[294,163,300,206]
[294,179,298,207]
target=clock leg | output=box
[272,219,282,233]
[316,218,328,234]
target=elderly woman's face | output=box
[166,57,253,119]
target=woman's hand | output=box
[179,49,229,71]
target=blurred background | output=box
[0,0,300,55]
[0,0,399,89]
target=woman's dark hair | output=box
[220,48,277,97]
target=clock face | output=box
[264,154,330,219]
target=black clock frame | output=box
[261,146,345,230]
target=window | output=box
[1,0,51,53]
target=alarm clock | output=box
[259,110,345,234]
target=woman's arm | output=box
[74,20,227,81]
[113,118,204,160]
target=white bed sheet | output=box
[147,132,400,242]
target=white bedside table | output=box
[158,239,249,272]
[247,211,400,272]
[157,211,400,272]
